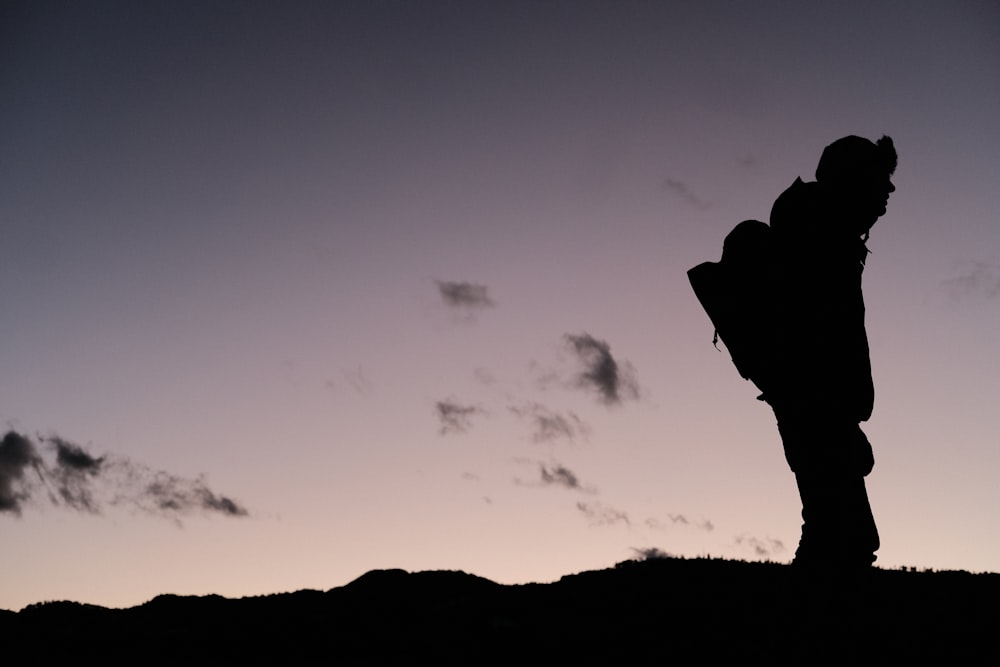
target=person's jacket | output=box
[767,177,875,422]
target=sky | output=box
[1,0,998,611]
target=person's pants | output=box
[776,415,879,568]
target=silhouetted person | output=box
[766,135,897,571]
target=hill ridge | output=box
[6,557,997,663]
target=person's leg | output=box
[842,475,879,565]
[792,469,839,566]
[779,416,878,568]
[793,470,878,567]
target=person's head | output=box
[816,135,897,236]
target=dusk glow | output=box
[2,1,998,610]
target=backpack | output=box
[687,219,780,398]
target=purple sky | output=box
[2,0,999,610]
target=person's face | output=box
[842,167,895,235]
[865,170,895,219]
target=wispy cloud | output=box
[0,430,249,520]
[436,280,496,309]
[0,431,41,515]
[577,500,631,527]
[472,367,496,386]
[509,403,589,443]
[564,333,639,406]
[942,261,1000,300]
[47,436,105,513]
[630,546,675,561]
[646,514,714,532]
[661,178,710,209]
[734,534,786,558]
[327,365,373,394]
[139,471,248,518]
[435,400,486,435]
[521,461,599,495]
[539,463,584,490]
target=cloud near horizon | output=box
[734,534,786,558]
[564,333,639,406]
[0,430,249,520]
[631,546,675,561]
[646,514,714,532]
[577,500,631,527]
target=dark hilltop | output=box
[3,557,996,664]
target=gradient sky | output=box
[2,0,998,611]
